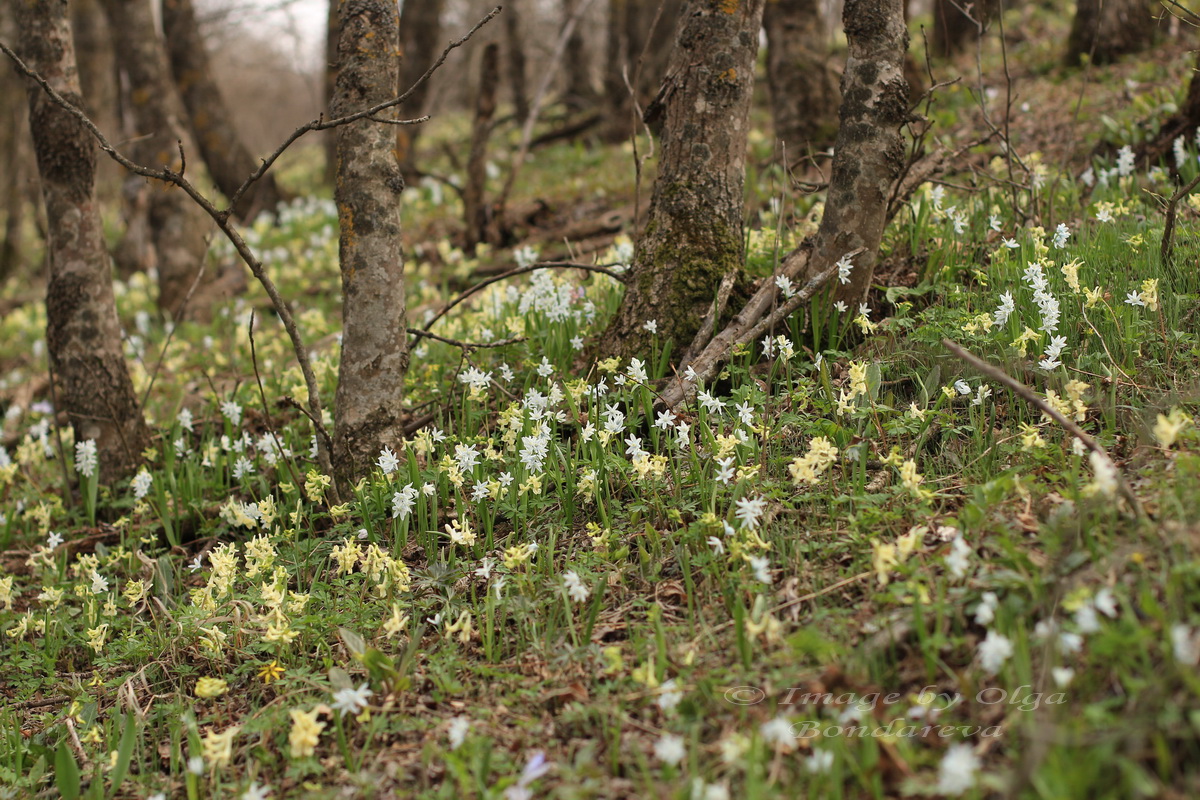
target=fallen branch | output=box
[942,338,1144,518]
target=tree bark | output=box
[599,0,766,360]
[323,0,340,186]
[463,43,500,254]
[161,0,284,220]
[16,0,148,482]
[100,0,217,321]
[395,0,444,168]
[931,0,996,57]
[331,0,410,481]
[503,0,530,124]
[763,0,840,157]
[70,0,121,203]
[799,0,912,306]
[1066,0,1158,65]
[602,0,683,141]
[1138,50,1200,171]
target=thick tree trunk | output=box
[395,0,444,167]
[800,0,911,305]
[1066,0,1158,65]
[763,0,840,156]
[602,0,682,141]
[332,0,409,481]
[161,0,284,220]
[100,0,217,321]
[463,43,500,254]
[931,0,995,57]
[504,0,530,124]
[16,0,148,482]
[1138,50,1200,171]
[599,0,766,360]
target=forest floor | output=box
[2,5,1200,799]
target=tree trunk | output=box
[602,0,683,141]
[1066,0,1158,65]
[100,0,217,321]
[395,0,444,168]
[16,0,148,482]
[599,0,766,360]
[463,43,500,254]
[1135,50,1200,171]
[0,5,30,282]
[562,0,598,108]
[763,0,840,157]
[504,0,530,124]
[161,0,285,220]
[324,0,340,186]
[931,0,995,57]
[331,0,410,481]
[70,0,121,203]
[800,0,911,305]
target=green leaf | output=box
[338,628,366,659]
[55,743,81,800]
[108,712,138,795]
[327,666,353,692]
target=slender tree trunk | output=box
[161,0,285,220]
[332,0,409,481]
[463,43,500,254]
[602,0,682,141]
[800,0,912,305]
[100,0,217,321]
[504,0,530,123]
[16,0,148,482]
[0,5,30,282]
[931,0,996,57]
[70,0,121,204]
[324,0,340,186]
[395,0,444,167]
[599,0,766,360]
[1066,0,1158,65]
[764,0,840,157]
[562,0,598,108]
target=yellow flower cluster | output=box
[788,436,839,486]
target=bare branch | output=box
[1161,171,1200,268]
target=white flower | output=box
[749,555,772,585]
[562,570,590,603]
[1051,667,1075,687]
[1116,144,1135,177]
[656,679,683,713]
[760,717,794,751]
[977,630,1013,674]
[1058,631,1084,654]
[377,447,400,475]
[707,536,725,554]
[1003,237,1019,249]
[447,717,470,750]
[221,400,242,427]
[391,484,418,519]
[974,591,999,626]
[1171,624,1200,666]
[1088,451,1119,498]
[993,292,1015,328]
[714,457,735,483]
[655,409,677,430]
[47,531,64,550]
[188,554,204,573]
[1093,587,1118,618]
[653,733,686,766]
[805,749,834,774]
[241,781,271,800]
[90,570,109,595]
[132,469,153,500]
[775,275,795,298]
[954,380,971,396]
[178,407,194,431]
[504,751,552,800]
[734,496,767,530]
[643,319,658,334]
[187,756,205,775]
[946,535,972,579]
[936,743,980,795]
[624,434,644,459]
[834,300,848,313]
[331,683,372,717]
[836,253,854,285]
[1125,290,1145,307]
[1052,223,1070,249]
[75,439,98,478]
[1074,603,1101,634]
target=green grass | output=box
[3,18,1200,800]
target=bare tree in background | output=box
[331,0,410,480]
[1066,0,1159,65]
[561,0,598,108]
[931,0,996,57]
[100,0,219,320]
[161,0,285,219]
[602,0,682,142]
[16,0,148,481]
[798,0,911,305]
[599,0,765,360]
[764,0,840,158]
[504,0,530,123]
[0,5,32,282]
[323,0,340,185]
[396,0,445,167]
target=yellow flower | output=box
[203,726,239,768]
[257,660,285,684]
[86,624,109,654]
[1019,423,1045,450]
[872,542,898,586]
[195,677,228,699]
[304,470,332,502]
[1084,286,1104,308]
[1154,408,1192,448]
[289,708,325,758]
[1140,279,1159,312]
